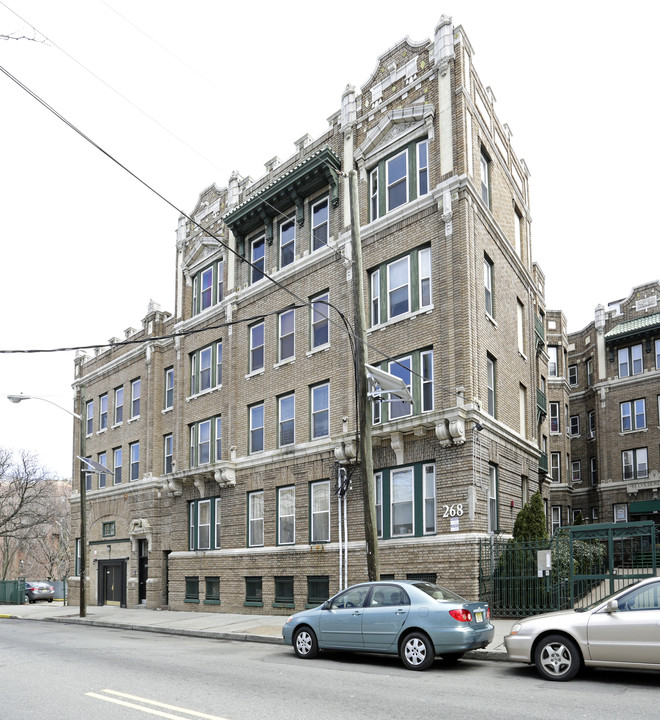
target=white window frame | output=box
[549,402,560,433]
[250,235,265,284]
[114,386,123,425]
[551,452,561,482]
[99,394,108,430]
[386,148,408,213]
[248,491,264,547]
[571,460,581,484]
[370,269,380,326]
[588,410,596,438]
[622,448,648,480]
[387,255,410,319]
[488,465,498,533]
[215,416,222,461]
[374,472,383,538]
[98,452,107,488]
[551,506,562,534]
[131,378,141,419]
[421,350,434,413]
[164,368,174,410]
[417,140,429,197]
[388,356,412,420]
[517,300,525,354]
[484,256,493,317]
[249,403,264,454]
[311,292,329,349]
[311,383,329,439]
[656,339,660,370]
[613,503,628,523]
[311,197,329,251]
[369,167,379,221]
[487,355,496,417]
[568,365,578,386]
[278,486,295,545]
[198,499,211,550]
[164,434,173,474]
[480,149,490,207]
[548,346,558,377]
[130,441,139,481]
[214,497,221,548]
[423,463,436,534]
[278,308,295,362]
[86,400,94,436]
[419,246,432,310]
[278,393,295,448]
[391,467,414,537]
[249,322,265,373]
[279,216,296,268]
[113,447,122,485]
[570,414,580,436]
[310,480,330,543]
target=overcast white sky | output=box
[1,0,658,479]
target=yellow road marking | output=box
[86,689,230,720]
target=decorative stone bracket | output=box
[435,415,466,447]
[334,440,357,465]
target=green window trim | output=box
[189,415,222,468]
[188,497,221,551]
[372,347,433,423]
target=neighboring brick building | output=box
[546,282,660,530]
[68,15,549,613]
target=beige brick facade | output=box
[69,16,549,614]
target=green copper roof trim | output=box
[604,312,660,340]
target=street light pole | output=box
[6,393,87,617]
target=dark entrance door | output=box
[98,560,127,607]
[138,539,148,604]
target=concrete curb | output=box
[42,616,285,645]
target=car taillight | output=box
[449,608,473,622]
[486,607,491,620]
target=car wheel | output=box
[293,626,319,659]
[48,598,53,603]
[400,631,435,671]
[25,594,30,604]
[441,652,464,663]
[534,634,581,681]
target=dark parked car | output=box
[24,581,55,603]
[282,580,493,670]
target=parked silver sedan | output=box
[505,576,660,681]
[282,580,493,670]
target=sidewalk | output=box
[0,601,510,660]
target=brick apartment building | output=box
[545,282,660,531]
[68,15,550,613]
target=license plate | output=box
[475,611,483,623]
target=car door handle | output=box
[395,609,406,615]
[352,611,362,617]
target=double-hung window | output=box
[487,354,496,417]
[548,346,558,377]
[656,339,660,369]
[164,434,173,473]
[278,309,295,362]
[189,497,221,550]
[622,448,648,480]
[372,350,432,423]
[370,246,432,326]
[280,217,295,268]
[484,255,494,317]
[568,365,578,386]
[191,342,222,394]
[251,236,265,283]
[488,465,498,533]
[388,356,412,420]
[311,197,329,251]
[311,293,329,349]
[310,480,330,543]
[417,140,429,197]
[86,400,94,436]
[551,452,561,482]
[588,410,596,438]
[190,416,222,467]
[249,322,265,373]
[114,386,124,425]
[375,463,436,539]
[369,168,379,220]
[98,452,107,488]
[99,394,108,430]
[569,415,580,436]
[131,379,141,419]
[480,148,491,207]
[618,344,643,377]
[278,393,295,447]
[249,403,264,454]
[310,382,329,439]
[164,368,174,410]
[192,260,224,316]
[128,441,139,481]
[278,486,295,545]
[386,149,408,212]
[571,461,581,483]
[621,399,646,432]
[248,491,264,547]
[549,402,560,433]
[113,447,122,484]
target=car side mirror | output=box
[605,599,618,613]
[322,600,331,610]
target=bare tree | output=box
[0,448,70,580]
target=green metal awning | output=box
[605,312,660,341]
[630,500,660,514]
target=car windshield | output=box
[576,581,644,612]
[412,582,466,603]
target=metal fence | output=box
[479,522,658,618]
[0,578,25,604]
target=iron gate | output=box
[479,521,658,617]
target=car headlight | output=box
[285,616,294,625]
[509,623,523,635]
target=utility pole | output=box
[79,390,87,618]
[348,169,380,582]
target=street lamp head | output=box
[7,394,31,404]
